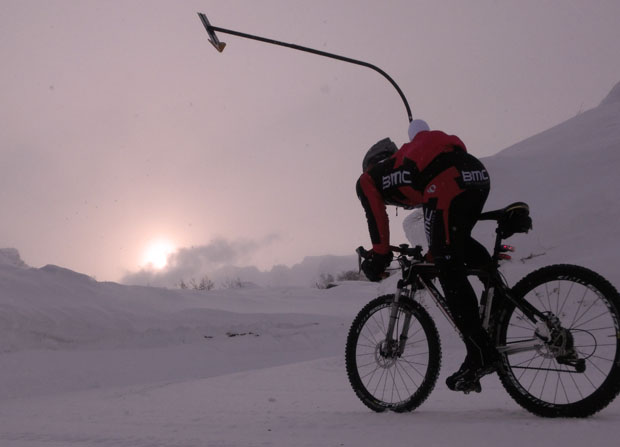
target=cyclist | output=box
[356,119,500,393]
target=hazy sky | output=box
[2,0,620,282]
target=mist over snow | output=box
[120,236,358,289]
[0,248,27,269]
[1,81,620,445]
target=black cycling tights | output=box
[426,188,495,359]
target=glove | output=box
[361,250,393,282]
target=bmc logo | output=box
[382,170,412,189]
[462,169,489,183]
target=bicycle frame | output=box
[382,241,551,360]
[349,202,618,415]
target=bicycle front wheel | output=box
[345,294,441,412]
[497,264,620,417]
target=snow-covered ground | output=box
[1,83,620,446]
[2,253,618,447]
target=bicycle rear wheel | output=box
[345,294,441,412]
[496,264,620,417]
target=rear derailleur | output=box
[535,313,586,373]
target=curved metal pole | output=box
[198,13,412,123]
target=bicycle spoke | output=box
[577,342,616,348]
[510,352,540,368]
[556,364,569,403]
[378,308,387,332]
[389,365,399,403]
[395,362,416,394]
[541,358,551,402]
[565,362,585,401]
[526,355,545,393]
[505,335,538,342]
[577,326,616,332]
[357,359,381,369]
[568,286,590,329]
[373,365,387,397]
[360,365,380,385]
[397,360,421,390]
[408,326,424,341]
[508,322,537,332]
[369,314,385,339]
[534,285,547,312]
[398,357,426,378]
[557,280,575,320]
[586,355,610,377]
[401,350,430,359]
[588,353,615,363]
[571,296,603,329]
[571,310,612,330]
[580,362,599,391]
[356,339,378,349]
[513,310,537,329]
[552,360,561,404]
[544,282,553,315]
[516,353,539,382]
[359,332,378,349]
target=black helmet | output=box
[362,138,397,172]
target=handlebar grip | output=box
[357,244,425,261]
[392,244,426,260]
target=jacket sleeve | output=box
[447,134,467,153]
[356,172,390,254]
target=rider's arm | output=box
[356,172,390,254]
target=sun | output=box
[141,239,176,270]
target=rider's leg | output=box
[433,245,497,368]
[464,237,493,269]
[426,188,499,390]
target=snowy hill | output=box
[478,80,620,284]
[0,248,373,354]
[1,81,620,445]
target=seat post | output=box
[492,229,503,264]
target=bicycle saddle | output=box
[479,202,530,221]
[479,202,532,239]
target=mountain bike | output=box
[345,202,620,417]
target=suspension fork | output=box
[384,279,412,354]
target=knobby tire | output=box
[345,295,441,412]
[496,264,620,417]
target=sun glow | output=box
[141,239,176,270]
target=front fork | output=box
[382,279,413,357]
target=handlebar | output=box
[356,244,425,261]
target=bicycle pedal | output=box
[463,383,482,394]
[448,379,482,394]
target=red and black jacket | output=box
[356,130,470,254]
